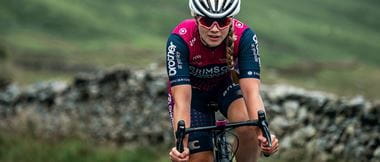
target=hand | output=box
[169,147,190,162]
[257,133,279,155]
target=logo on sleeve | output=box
[167,42,177,76]
[251,34,261,67]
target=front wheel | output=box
[215,131,231,162]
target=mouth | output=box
[208,35,221,41]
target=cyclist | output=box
[166,0,279,161]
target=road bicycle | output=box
[176,110,272,162]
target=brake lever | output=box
[176,120,186,153]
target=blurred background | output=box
[0,0,379,161]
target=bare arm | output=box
[239,78,264,120]
[171,85,192,146]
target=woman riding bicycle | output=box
[166,0,279,161]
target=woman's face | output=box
[197,17,232,47]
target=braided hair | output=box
[226,22,239,84]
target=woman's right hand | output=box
[169,147,190,162]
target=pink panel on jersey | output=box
[172,18,249,66]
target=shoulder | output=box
[171,19,197,36]
[232,19,250,35]
[233,19,258,38]
[232,19,256,52]
[169,19,197,48]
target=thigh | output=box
[226,98,250,122]
[188,89,215,154]
[190,151,214,162]
[217,83,244,118]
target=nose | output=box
[209,23,220,32]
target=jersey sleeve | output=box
[166,34,191,86]
[237,28,261,79]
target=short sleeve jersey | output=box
[166,18,261,91]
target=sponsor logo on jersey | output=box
[223,83,239,96]
[190,37,196,47]
[192,55,202,61]
[176,51,183,70]
[251,34,261,67]
[167,42,177,76]
[235,21,243,28]
[189,140,200,150]
[179,28,187,35]
[189,65,229,78]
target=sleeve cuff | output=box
[169,78,191,86]
[239,70,260,79]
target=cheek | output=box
[221,30,230,39]
[198,27,208,39]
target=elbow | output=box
[239,78,261,96]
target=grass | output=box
[0,131,169,162]
[0,131,346,162]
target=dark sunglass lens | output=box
[217,18,229,27]
[200,17,215,27]
[200,17,230,28]
[205,18,214,26]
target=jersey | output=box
[166,18,261,92]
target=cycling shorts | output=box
[168,83,243,154]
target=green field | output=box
[0,131,343,162]
[0,0,379,161]
[0,131,169,162]
[1,0,380,99]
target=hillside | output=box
[1,0,380,98]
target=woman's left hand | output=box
[257,133,279,155]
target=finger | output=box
[169,151,180,162]
[262,142,280,154]
[271,135,278,143]
[261,141,278,151]
[172,147,183,157]
[170,147,186,161]
[179,147,190,159]
[257,136,267,145]
[270,137,279,149]
[170,153,187,162]
[262,140,279,150]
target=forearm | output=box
[239,78,264,120]
[171,85,192,146]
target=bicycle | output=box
[175,110,272,162]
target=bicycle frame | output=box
[176,110,272,162]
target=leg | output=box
[190,151,214,162]
[218,83,261,162]
[228,98,261,162]
[187,88,215,162]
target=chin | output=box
[206,40,223,47]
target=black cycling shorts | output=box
[168,83,243,154]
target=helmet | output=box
[189,0,241,18]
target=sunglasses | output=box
[198,17,232,30]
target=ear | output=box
[194,16,200,25]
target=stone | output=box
[283,100,299,119]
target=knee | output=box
[190,151,213,162]
[235,126,257,139]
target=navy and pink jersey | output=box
[166,18,261,92]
